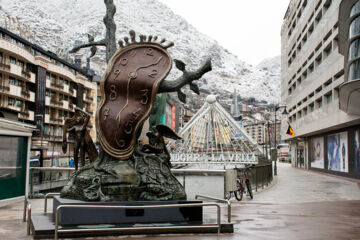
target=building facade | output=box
[281,0,360,179]
[0,27,97,160]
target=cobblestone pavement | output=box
[1,162,360,240]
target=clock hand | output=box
[116,56,164,128]
[134,56,163,73]
[116,74,133,128]
[124,56,163,81]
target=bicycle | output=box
[226,166,253,201]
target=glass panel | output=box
[351,1,360,17]
[349,59,360,81]
[0,136,23,179]
[349,39,360,60]
[349,16,360,38]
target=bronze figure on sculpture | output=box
[62,108,98,170]
[61,0,212,201]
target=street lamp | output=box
[273,105,288,176]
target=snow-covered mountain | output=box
[0,0,280,103]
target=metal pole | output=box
[274,108,277,176]
[267,122,271,160]
[52,130,56,167]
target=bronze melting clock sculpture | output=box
[61,0,212,201]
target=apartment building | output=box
[0,27,97,159]
[281,0,360,179]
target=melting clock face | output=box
[96,44,172,159]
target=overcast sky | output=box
[159,0,290,66]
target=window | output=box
[8,98,15,106]
[309,103,315,112]
[324,43,332,58]
[44,125,49,135]
[326,92,332,103]
[349,60,360,81]
[46,72,50,79]
[0,136,27,179]
[59,78,64,86]
[50,125,55,136]
[349,39,360,61]
[315,11,322,25]
[350,1,360,17]
[349,16,360,38]
[8,77,15,85]
[45,107,49,114]
[51,75,56,84]
[316,98,323,108]
[16,100,22,107]
[16,80,22,86]
[10,56,16,64]
[323,0,332,11]
[18,60,24,69]
[58,128,63,136]
[303,108,307,116]
[45,90,50,97]
[0,52,2,63]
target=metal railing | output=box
[23,196,31,235]
[172,164,273,199]
[245,163,273,192]
[54,203,221,240]
[44,193,60,213]
[195,194,232,223]
[29,167,75,197]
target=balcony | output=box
[0,85,10,92]
[50,98,63,107]
[85,95,94,102]
[21,70,31,79]
[0,63,10,71]
[0,38,35,63]
[18,110,34,121]
[21,90,30,98]
[49,115,63,124]
[50,82,65,90]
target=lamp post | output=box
[273,105,288,176]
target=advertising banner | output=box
[354,130,360,173]
[310,136,324,169]
[327,132,348,172]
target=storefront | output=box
[308,125,360,179]
[0,119,35,206]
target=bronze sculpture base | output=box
[61,146,186,201]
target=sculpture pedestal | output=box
[53,196,202,225]
[30,197,234,238]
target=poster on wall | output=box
[327,131,348,172]
[354,130,360,173]
[310,137,324,169]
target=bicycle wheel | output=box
[225,191,232,200]
[234,184,243,201]
[246,179,253,199]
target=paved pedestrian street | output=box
[1,163,360,240]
